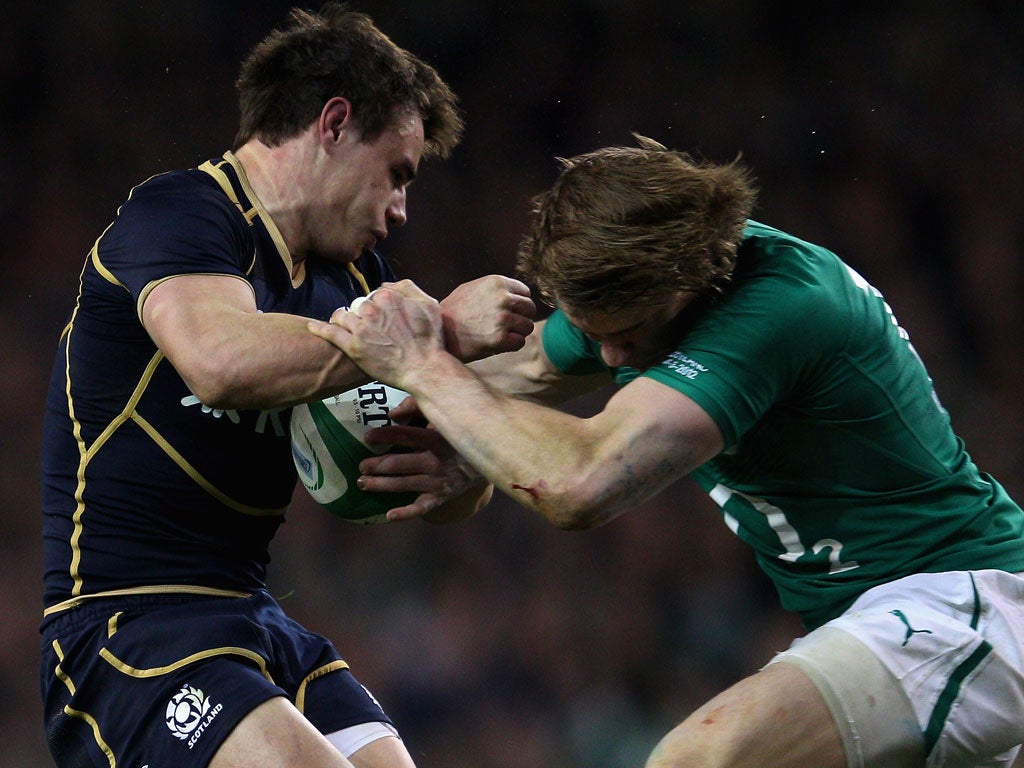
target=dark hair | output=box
[517,135,757,314]
[233,2,462,158]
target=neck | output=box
[233,137,312,260]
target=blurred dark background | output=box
[5,2,1024,766]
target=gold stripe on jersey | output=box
[136,272,255,324]
[44,585,254,618]
[199,157,253,220]
[201,153,296,282]
[100,644,275,683]
[68,349,165,594]
[65,314,88,596]
[223,152,292,272]
[198,157,259,277]
[92,174,161,288]
[90,231,122,288]
[347,262,371,295]
[131,409,288,516]
[65,344,286,595]
[294,660,351,713]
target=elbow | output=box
[518,477,616,531]
[548,509,604,531]
[184,378,236,411]
[548,500,612,531]
[179,356,254,411]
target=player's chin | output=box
[315,244,365,263]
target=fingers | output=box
[359,446,443,478]
[476,274,531,297]
[507,290,537,320]
[308,316,350,343]
[498,306,536,340]
[357,470,437,494]
[363,424,444,452]
[376,280,436,303]
[332,282,434,323]
[348,294,373,315]
[388,397,422,423]
[384,498,439,522]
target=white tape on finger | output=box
[349,289,378,316]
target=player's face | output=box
[313,109,424,260]
[565,291,697,370]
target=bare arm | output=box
[431,274,537,362]
[392,354,721,528]
[142,273,367,410]
[141,272,537,412]
[354,317,611,523]
[468,317,611,405]
[309,285,724,529]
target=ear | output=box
[318,97,354,148]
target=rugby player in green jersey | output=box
[311,136,1024,768]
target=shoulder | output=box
[106,167,250,253]
[717,222,859,345]
[94,165,257,295]
[121,168,242,225]
[738,223,848,301]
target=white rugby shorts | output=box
[767,570,1024,768]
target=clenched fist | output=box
[438,275,536,361]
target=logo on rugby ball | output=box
[290,382,417,523]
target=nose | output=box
[387,188,407,228]
[599,341,633,368]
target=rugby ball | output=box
[290,382,417,523]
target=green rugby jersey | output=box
[542,220,1024,629]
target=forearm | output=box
[470,342,609,406]
[306,288,719,527]
[143,274,370,411]
[178,311,368,410]
[403,353,613,528]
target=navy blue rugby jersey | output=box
[41,152,395,615]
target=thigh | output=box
[769,626,924,768]
[347,733,417,768]
[645,662,845,768]
[211,697,352,768]
[211,698,415,768]
[775,570,1024,768]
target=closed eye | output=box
[584,318,649,344]
[393,161,416,189]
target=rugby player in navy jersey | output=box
[39,4,533,768]
[313,137,1024,768]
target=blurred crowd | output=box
[4,2,1023,766]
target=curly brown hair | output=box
[516,135,756,314]
[233,2,463,159]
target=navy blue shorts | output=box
[40,590,393,768]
